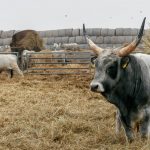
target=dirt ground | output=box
[0,74,149,150]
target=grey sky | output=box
[0,0,149,30]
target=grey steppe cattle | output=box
[83,17,150,142]
[0,54,24,78]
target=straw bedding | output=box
[0,74,149,150]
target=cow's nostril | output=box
[91,84,98,91]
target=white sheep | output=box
[0,45,11,52]
[53,43,61,50]
[0,54,24,78]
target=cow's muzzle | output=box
[90,82,105,93]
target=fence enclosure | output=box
[25,51,92,75]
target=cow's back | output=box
[133,53,150,70]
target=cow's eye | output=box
[91,56,97,65]
[106,63,117,79]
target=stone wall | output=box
[0,28,144,50]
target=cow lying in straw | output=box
[60,43,80,50]
[52,43,80,51]
[0,54,24,78]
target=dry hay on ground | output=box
[0,74,149,150]
[27,63,91,75]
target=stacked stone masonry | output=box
[0,28,145,51]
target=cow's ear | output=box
[120,56,130,69]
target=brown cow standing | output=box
[10,30,44,51]
[10,30,45,69]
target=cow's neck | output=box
[109,55,145,115]
[127,55,142,99]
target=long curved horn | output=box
[116,17,146,57]
[83,24,103,55]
